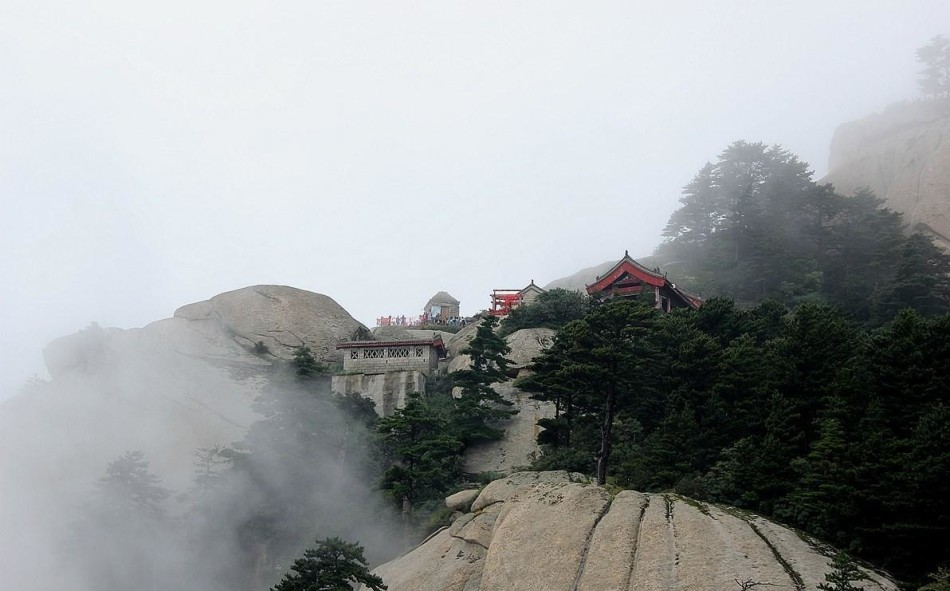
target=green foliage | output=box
[417,323,462,333]
[657,141,950,322]
[876,233,950,318]
[376,392,463,518]
[527,295,950,583]
[818,552,867,591]
[921,567,950,591]
[498,288,589,337]
[524,299,659,485]
[916,35,950,99]
[451,316,516,444]
[271,537,386,591]
[293,345,326,377]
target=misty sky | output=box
[2,1,948,397]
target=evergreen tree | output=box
[524,299,658,484]
[876,233,950,318]
[637,395,702,490]
[271,537,386,591]
[498,288,589,336]
[866,310,950,436]
[658,142,950,321]
[779,418,858,546]
[818,552,866,591]
[293,344,325,377]
[376,392,462,525]
[451,316,516,444]
[774,303,862,445]
[659,141,816,302]
[68,451,172,591]
[821,189,904,320]
[192,444,232,498]
[96,450,170,514]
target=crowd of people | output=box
[375,314,470,328]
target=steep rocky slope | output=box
[364,472,897,591]
[25,285,366,488]
[1,285,370,588]
[824,99,950,248]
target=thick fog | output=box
[2,3,950,588]
[0,322,403,590]
[2,2,949,396]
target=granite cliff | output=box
[364,472,897,591]
[824,99,950,249]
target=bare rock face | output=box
[445,488,482,512]
[543,259,619,292]
[9,285,363,503]
[174,284,366,362]
[331,370,426,416]
[504,328,555,369]
[824,99,950,248]
[462,382,555,475]
[363,472,897,591]
[448,328,555,374]
[372,325,413,341]
[446,322,481,357]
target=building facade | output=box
[423,291,461,322]
[586,252,702,311]
[337,337,447,375]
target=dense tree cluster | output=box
[498,288,590,337]
[521,297,950,584]
[374,316,516,531]
[657,141,950,321]
[376,392,463,529]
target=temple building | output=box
[586,252,702,311]
[519,280,545,305]
[490,280,547,316]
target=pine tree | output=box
[451,316,516,444]
[293,344,325,377]
[271,537,386,591]
[817,552,866,591]
[376,393,462,524]
[780,418,858,545]
[876,233,950,318]
[68,451,172,591]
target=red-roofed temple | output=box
[586,252,702,311]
